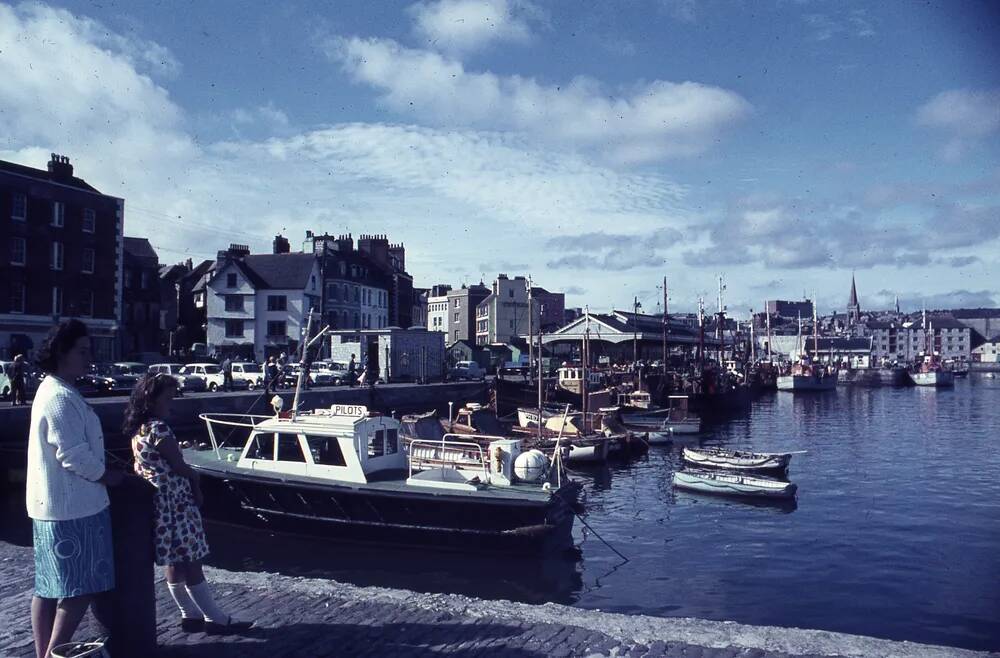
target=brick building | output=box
[0,154,122,361]
[122,237,161,357]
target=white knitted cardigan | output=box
[26,375,110,521]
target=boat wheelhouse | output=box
[192,404,581,553]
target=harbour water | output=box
[2,375,998,652]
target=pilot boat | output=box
[193,402,581,553]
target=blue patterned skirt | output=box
[33,507,115,599]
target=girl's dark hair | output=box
[36,319,90,374]
[122,373,178,438]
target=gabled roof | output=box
[124,237,158,263]
[241,253,318,290]
[0,158,100,193]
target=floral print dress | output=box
[132,420,209,566]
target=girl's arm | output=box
[154,427,199,481]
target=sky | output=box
[1,0,998,316]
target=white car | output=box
[148,363,207,392]
[180,363,248,392]
[230,362,264,389]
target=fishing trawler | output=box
[911,356,955,387]
[776,361,837,391]
[192,402,581,553]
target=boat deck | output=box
[184,446,564,505]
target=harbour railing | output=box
[199,413,275,459]
[406,436,494,482]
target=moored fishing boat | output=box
[681,446,794,473]
[193,403,581,553]
[672,469,797,500]
[911,357,955,387]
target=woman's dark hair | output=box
[122,373,178,438]
[36,319,90,374]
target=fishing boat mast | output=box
[697,297,705,367]
[582,308,590,427]
[527,275,533,384]
[662,276,669,376]
[812,295,819,363]
[536,303,544,443]
[765,301,772,360]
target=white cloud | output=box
[327,36,751,164]
[0,1,695,297]
[916,88,1000,162]
[916,88,1000,137]
[409,0,541,55]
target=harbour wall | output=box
[0,382,488,473]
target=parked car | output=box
[0,361,42,400]
[180,362,248,392]
[148,363,208,393]
[74,372,117,397]
[92,362,148,394]
[230,362,264,390]
[280,363,335,388]
[312,361,350,385]
[449,361,486,381]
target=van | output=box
[449,361,486,381]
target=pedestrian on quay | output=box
[11,353,27,406]
[221,356,233,392]
[27,319,125,658]
[124,373,253,635]
[348,354,356,388]
[265,357,279,394]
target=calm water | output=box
[3,376,998,651]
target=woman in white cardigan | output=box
[26,320,124,658]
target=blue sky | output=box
[1,0,998,316]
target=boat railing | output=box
[199,412,276,459]
[406,436,491,482]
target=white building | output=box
[475,274,539,345]
[865,315,971,364]
[426,284,453,335]
[972,336,1000,363]
[206,253,321,361]
[328,327,446,382]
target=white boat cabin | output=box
[557,366,603,395]
[234,404,405,484]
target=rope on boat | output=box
[575,513,629,563]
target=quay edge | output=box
[199,564,995,658]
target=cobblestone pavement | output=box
[0,542,991,658]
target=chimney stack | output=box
[273,234,290,254]
[47,154,74,182]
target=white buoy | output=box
[514,449,548,483]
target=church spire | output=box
[847,272,860,326]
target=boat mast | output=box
[582,308,590,426]
[537,303,544,443]
[527,275,533,384]
[750,310,756,362]
[291,308,314,420]
[716,275,725,361]
[697,297,705,367]
[796,311,802,361]
[812,295,819,363]
[662,276,668,376]
[765,300,772,360]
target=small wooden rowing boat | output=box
[672,469,797,499]
[681,446,795,472]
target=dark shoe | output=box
[205,617,254,635]
[180,618,205,633]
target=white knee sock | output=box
[167,582,203,620]
[185,581,228,624]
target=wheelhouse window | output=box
[276,434,306,462]
[367,430,386,457]
[307,436,346,466]
[246,433,275,460]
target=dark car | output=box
[92,362,148,395]
[75,373,116,397]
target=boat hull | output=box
[776,374,837,391]
[911,371,955,387]
[191,463,580,554]
[682,448,790,473]
[672,471,796,500]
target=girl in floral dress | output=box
[125,373,252,635]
